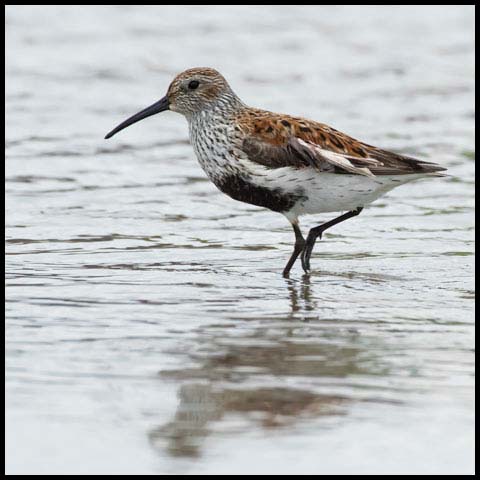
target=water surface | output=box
[5,5,475,475]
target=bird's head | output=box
[105,67,237,139]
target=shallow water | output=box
[5,5,475,475]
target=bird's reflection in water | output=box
[149,276,382,458]
[149,384,347,458]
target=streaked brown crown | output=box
[167,67,239,116]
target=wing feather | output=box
[238,109,447,177]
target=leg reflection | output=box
[286,274,316,320]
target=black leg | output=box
[301,207,363,272]
[283,222,305,278]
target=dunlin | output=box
[105,67,446,277]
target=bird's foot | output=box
[301,249,311,273]
[301,232,322,273]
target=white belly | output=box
[246,165,427,217]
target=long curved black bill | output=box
[105,96,170,139]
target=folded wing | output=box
[240,111,447,177]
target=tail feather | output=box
[416,161,448,174]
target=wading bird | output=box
[105,68,446,277]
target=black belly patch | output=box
[216,174,305,213]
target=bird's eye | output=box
[188,80,200,90]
